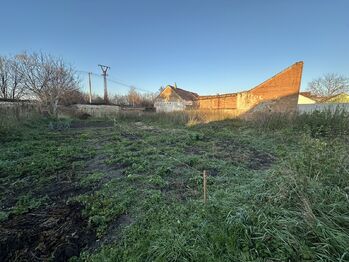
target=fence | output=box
[298,103,349,113]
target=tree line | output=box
[0,52,80,116]
[0,52,158,117]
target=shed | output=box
[154,85,199,112]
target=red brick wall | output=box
[197,61,303,112]
[198,94,237,110]
[250,62,303,100]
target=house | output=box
[298,92,349,104]
[323,93,349,103]
[155,61,304,114]
[298,92,317,104]
[154,85,199,112]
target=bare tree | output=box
[17,52,80,116]
[0,55,27,100]
[308,73,349,98]
[8,56,26,99]
[111,94,128,106]
[0,56,10,99]
[60,90,88,106]
[127,86,141,107]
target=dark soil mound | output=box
[0,202,95,261]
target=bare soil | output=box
[0,202,95,261]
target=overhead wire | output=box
[76,70,155,94]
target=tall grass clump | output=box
[0,112,20,142]
[251,109,349,137]
[0,110,45,142]
[253,134,349,261]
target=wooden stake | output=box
[203,170,208,204]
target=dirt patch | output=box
[83,154,126,182]
[247,148,275,170]
[0,202,95,262]
[92,214,133,250]
[162,175,200,202]
[194,139,276,170]
[0,179,95,261]
[120,131,142,141]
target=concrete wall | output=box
[298,103,349,113]
[0,101,121,118]
[154,101,187,112]
[69,104,121,118]
[0,101,40,118]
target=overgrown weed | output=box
[251,109,349,137]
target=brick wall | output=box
[198,94,237,110]
[196,61,303,113]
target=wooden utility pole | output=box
[88,72,92,104]
[98,64,110,104]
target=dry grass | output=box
[113,110,238,126]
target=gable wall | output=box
[197,62,303,113]
[156,86,182,102]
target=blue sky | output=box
[1,0,348,96]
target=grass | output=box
[1,110,348,261]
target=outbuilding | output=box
[154,85,199,112]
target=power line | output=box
[76,70,155,94]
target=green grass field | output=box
[0,111,348,261]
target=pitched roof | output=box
[322,93,349,102]
[299,92,320,101]
[299,92,312,98]
[167,85,199,101]
[299,92,349,102]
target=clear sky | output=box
[1,0,348,96]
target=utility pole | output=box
[98,64,110,104]
[88,72,92,104]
